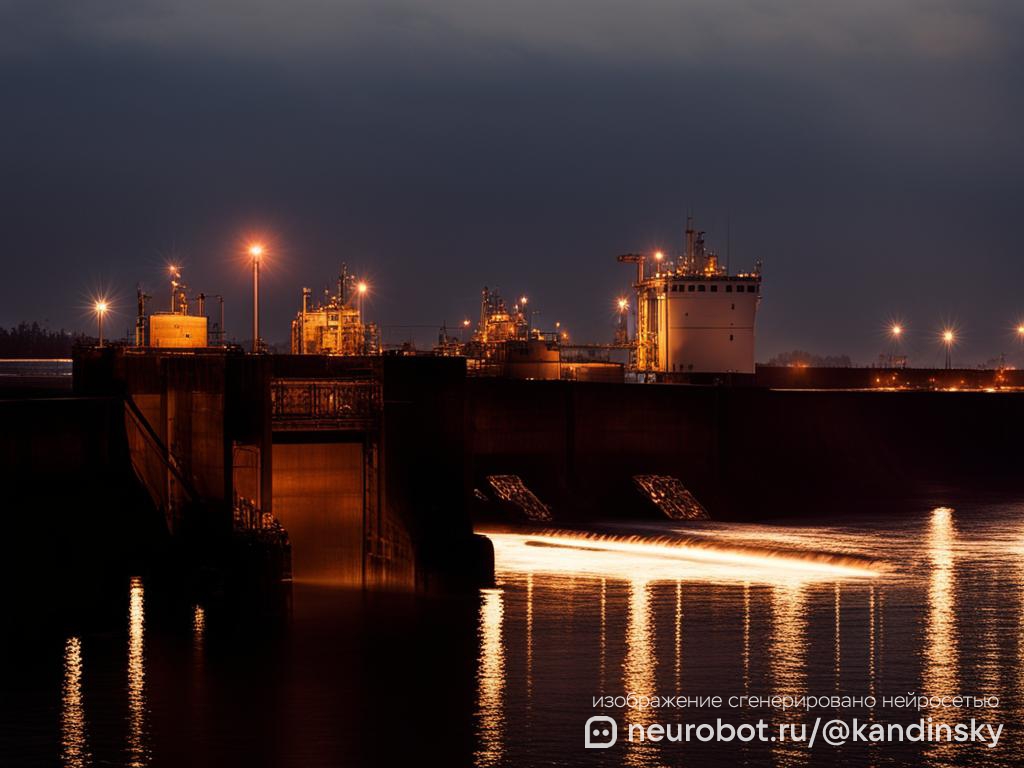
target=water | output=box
[0,358,72,378]
[5,501,1024,767]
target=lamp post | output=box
[249,244,263,353]
[889,323,902,367]
[95,300,108,348]
[942,329,955,370]
[616,298,630,346]
[168,265,180,312]
[357,281,368,324]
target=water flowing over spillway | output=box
[483,526,883,584]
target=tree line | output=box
[0,322,88,358]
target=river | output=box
[3,501,1023,766]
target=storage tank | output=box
[147,313,208,348]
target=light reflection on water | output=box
[769,584,808,768]
[923,507,958,702]
[126,577,149,768]
[26,503,1024,767]
[61,637,89,768]
[476,588,505,768]
[476,505,1024,766]
[623,579,656,767]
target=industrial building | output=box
[290,265,380,355]
[621,217,762,377]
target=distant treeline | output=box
[765,349,853,368]
[0,322,87,358]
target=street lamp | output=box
[357,280,368,324]
[942,328,955,370]
[615,297,630,345]
[249,244,264,353]
[889,323,903,368]
[95,300,108,348]
[168,264,181,312]
[654,250,664,275]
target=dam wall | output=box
[23,349,1023,602]
[69,349,482,593]
[266,355,473,591]
[467,380,1024,519]
[754,364,1024,390]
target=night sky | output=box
[2,1,1022,365]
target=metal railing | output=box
[270,377,382,430]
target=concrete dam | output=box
[8,348,1024,605]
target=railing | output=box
[270,377,382,430]
[233,494,293,582]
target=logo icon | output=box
[585,716,618,748]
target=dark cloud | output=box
[1,0,1022,362]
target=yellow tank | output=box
[148,313,208,348]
